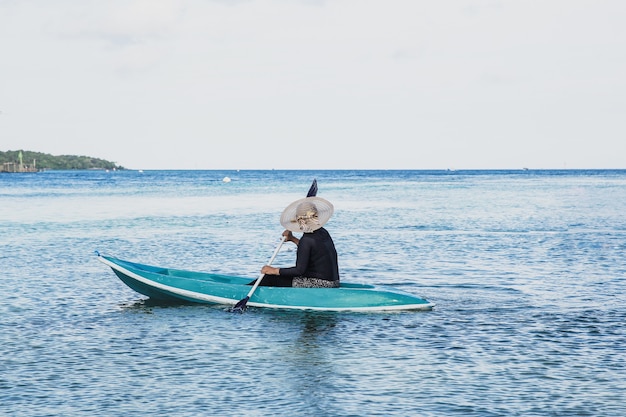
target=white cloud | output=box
[1,0,625,169]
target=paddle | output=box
[306,178,318,198]
[230,179,318,312]
[230,235,286,312]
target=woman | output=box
[260,196,340,288]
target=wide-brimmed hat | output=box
[280,196,334,233]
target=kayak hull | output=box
[98,254,434,312]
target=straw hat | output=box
[280,197,334,233]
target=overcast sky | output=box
[1,0,625,170]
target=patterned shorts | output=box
[292,277,340,288]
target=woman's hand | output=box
[261,265,279,275]
[282,230,299,245]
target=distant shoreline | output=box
[6,168,624,174]
[0,150,125,172]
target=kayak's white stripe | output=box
[246,301,434,312]
[99,256,434,312]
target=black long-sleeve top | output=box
[278,227,339,281]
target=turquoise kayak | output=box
[97,254,434,312]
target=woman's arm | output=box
[260,231,304,276]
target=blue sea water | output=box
[1,169,625,417]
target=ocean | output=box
[1,169,625,416]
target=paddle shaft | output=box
[243,235,286,300]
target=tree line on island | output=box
[1,150,125,172]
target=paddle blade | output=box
[230,296,250,313]
[306,179,318,197]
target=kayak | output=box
[97,253,434,312]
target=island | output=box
[0,150,125,172]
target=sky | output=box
[1,0,625,170]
